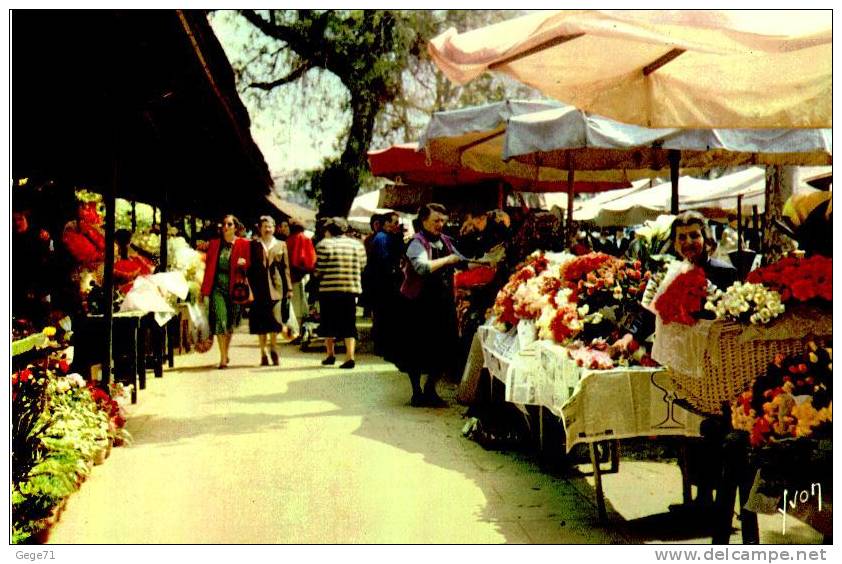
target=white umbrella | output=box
[429,10,831,128]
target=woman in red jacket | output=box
[201,214,251,369]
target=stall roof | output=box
[12,10,273,222]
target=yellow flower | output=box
[42,327,57,337]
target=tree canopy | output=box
[210,9,533,217]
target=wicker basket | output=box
[652,306,831,416]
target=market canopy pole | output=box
[566,163,575,247]
[101,152,119,388]
[669,150,680,215]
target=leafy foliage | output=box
[209,10,537,215]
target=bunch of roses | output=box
[705,281,786,325]
[653,266,710,325]
[534,287,580,343]
[63,224,105,266]
[746,255,832,303]
[491,253,567,329]
[561,253,650,309]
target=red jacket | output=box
[200,237,251,297]
[285,231,317,282]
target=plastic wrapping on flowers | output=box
[11,354,131,544]
[489,251,656,368]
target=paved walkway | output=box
[47,328,822,544]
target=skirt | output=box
[209,287,241,335]
[318,292,358,339]
[248,299,284,334]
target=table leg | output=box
[166,317,176,368]
[130,320,138,404]
[136,320,147,391]
[609,439,620,474]
[589,442,608,522]
[680,443,693,504]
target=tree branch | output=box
[249,61,314,91]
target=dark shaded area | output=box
[12,10,275,224]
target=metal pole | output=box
[669,149,680,215]
[736,195,743,252]
[159,200,168,272]
[566,166,575,248]
[131,200,137,232]
[101,159,118,388]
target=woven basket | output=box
[653,306,831,416]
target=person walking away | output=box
[285,218,316,341]
[315,218,366,369]
[247,215,293,366]
[398,203,465,407]
[200,214,251,369]
[368,212,404,359]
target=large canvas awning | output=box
[429,10,831,129]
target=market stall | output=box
[12,10,274,544]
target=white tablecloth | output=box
[476,324,704,451]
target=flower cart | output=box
[471,250,706,520]
[648,254,832,542]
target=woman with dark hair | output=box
[666,210,737,290]
[247,215,293,366]
[200,214,251,369]
[398,203,465,407]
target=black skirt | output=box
[318,292,358,339]
[249,300,284,334]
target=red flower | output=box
[19,369,32,383]
[654,267,708,325]
[750,417,772,447]
[58,359,70,374]
[561,252,614,284]
[455,266,496,289]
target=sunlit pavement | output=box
[47,327,822,544]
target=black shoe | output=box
[424,391,448,408]
[260,354,269,366]
[270,351,279,366]
[339,359,355,369]
[321,356,336,366]
[410,393,426,407]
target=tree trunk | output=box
[317,94,379,218]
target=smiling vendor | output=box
[667,210,737,290]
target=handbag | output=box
[231,277,253,305]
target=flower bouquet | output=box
[705,281,786,325]
[731,342,832,447]
[651,262,711,326]
[746,255,832,304]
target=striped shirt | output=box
[315,235,367,294]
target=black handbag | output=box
[231,278,253,305]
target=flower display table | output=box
[475,323,705,520]
[75,311,156,403]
